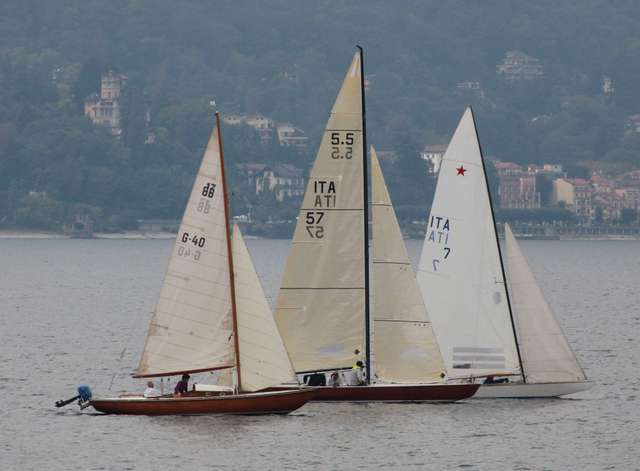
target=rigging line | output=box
[108,307,149,391]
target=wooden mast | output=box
[470,107,526,383]
[356,45,372,385]
[216,112,243,392]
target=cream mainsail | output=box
[504,224,586,383]
[275,52,365,372]
[232,225,297,391]
[417,108,521,378]
[137,126,235,377]
[371,148,446,383]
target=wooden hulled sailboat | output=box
[271,49,478,402]
[417,107,591,398]
[89,114,313,414]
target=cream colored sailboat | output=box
[371,147,447,384]
[272,49,478,402]
[81,114,313,414]
[417,107,591,398]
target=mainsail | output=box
[232,225,297,391]
[137,125,235,377]
[504,224,586,383]
[417,107,521,378]
[371,148,446,383]
[275,52,365,372]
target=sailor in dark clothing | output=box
[174,374,190,396]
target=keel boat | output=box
[417,108,591,398]
[84,114,313,414]
[271,49,477,402]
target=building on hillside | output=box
[84,70,128,137]
[421,144,447,173]
[235,163,268,188]
[223,113,275,142]
[616,187,640,210]
[493,161,541,209]
[603,76,615,96]
[276,123,308,150]
[498,174,541,209]
[456,81,481,91]
[494,161,523,176]
[626,115,640,134]
[551,178,593,223]
[616,170,640,185]
[594,193,624,222]
[542,164,563,174]
[244,114,275,142]
[497,51,544,81]
[255,164,305,202]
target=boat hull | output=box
[89,389,314,415]
[473,381,593,398]
[269,383,478,402]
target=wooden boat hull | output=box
[89,389,314,415]
[268,383,478,402]
[473,381,593,398]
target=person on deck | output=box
[352,361,366,386]
[329,372,341,387]
[174,374,190,396]
[143,381,161,398]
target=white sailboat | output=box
[82,114,313,414]
[417,107,591,398]
[272,49,478,402]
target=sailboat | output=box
[272,49,478,402]
[86,114,314,414]
[417,107,591,398]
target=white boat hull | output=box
[473,381,593,398]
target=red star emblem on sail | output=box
[456,165,467,176]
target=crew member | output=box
[144,381,161,398]
[174,374,190,396]
[352,361,366,385]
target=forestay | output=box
[417,108,521,378]
[275,52,365,372]
[137,127,235,377]
[504,224,586,383]
[371,148,446,383]
[232,225,297,391]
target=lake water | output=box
[1,238,639,470]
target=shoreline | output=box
[0,230,264,240]
[0,230,638,241]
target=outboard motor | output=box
[77,385,93,409]
[55,385,93,410]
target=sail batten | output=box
[371,148,446,383]
[417,108,521,378]
[504,224,587,383]
[136,123,235,378]
[275,52,366,372]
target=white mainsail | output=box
[417,107,521,378]
[232,224,297,391]
[275,52,365,372]
[371,147,446,383]
[137,126,235,377]
[504,224,586,383]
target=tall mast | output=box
[356,45,372,385]
[216,112,243,391]
[470,107,526,383]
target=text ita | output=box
[313,180,337,208]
